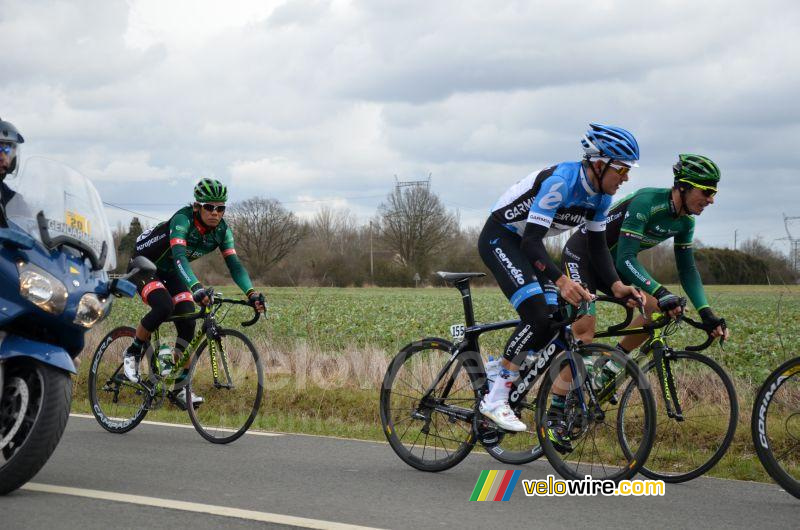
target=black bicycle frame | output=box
[417,278,579,420]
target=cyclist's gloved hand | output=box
[654,287,684,318]
[191,283,211,306]
[699,307,728,340]
[248,291,266,313]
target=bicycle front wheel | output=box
[186,329,264,444]
[619,350,738,483]
[380,338,479,472]
[536,345,656,482]
[752,356,800,499]
[88,327,150,434]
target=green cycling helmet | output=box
[673,154,720,189]
[194,177,228,202]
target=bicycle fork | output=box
[652,344,684,421]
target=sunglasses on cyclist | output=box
[678,179,717,198]
[198,203,226,213]
[0,143,15,155]
[608,162,633,176]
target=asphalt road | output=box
[1,414,797,529]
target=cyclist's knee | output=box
[141,288,174,331]
[573,315,596,343]
[503,296,552,364]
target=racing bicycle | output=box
[88,281,264,444]
[379,271,656,482]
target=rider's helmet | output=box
[673,154,720,190]
[0,117,25,178]
[581,123,640,163]
[193,178,228,203]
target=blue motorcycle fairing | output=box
[0,333,76,374]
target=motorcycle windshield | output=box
[4,157,117,271]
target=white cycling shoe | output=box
[479,399,527,432]
[123,353,140,383]
[172,387,204,409]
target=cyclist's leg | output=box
[161,272,196,363]
[477,220,554,430]
[125,267,174,381]
[561,240,599,343]
[160,272,200,406]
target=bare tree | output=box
[376,186,458,277]
[227,197,307,280]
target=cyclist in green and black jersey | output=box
[123,178,265,408]
[562,154,729,353]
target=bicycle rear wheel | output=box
[88,327,151,434]
[619,350,737,483]
[186,329,264,444]
[536,345,656,482]
[752,356,800,499]
[380,338,479,472]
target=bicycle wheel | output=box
[88,327,150,434]
[380,338,480,472]
[536,345,656,482]
[186,328,264,444]
[752,356,800,499]
[619,350,737,483]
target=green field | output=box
[73,284,800,482]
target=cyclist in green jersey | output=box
[123,178,265,408]
[562,154,729,352]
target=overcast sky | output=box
[3,0,799,253]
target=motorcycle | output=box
[0,157,139,494]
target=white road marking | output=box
[22,483,382,530]
[70,413,282,437]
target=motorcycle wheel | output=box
[0,359,72,495]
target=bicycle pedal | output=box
[608,394,618,405]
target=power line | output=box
[102,201,164,221]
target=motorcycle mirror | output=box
[129,255,157,274]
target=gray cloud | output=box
[2,0,798,256]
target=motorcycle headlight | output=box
[74,293,111,328]
[17,262,68,315]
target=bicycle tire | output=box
[88,326,150,434]
[536,345,656,482]
[618,350,737,483]
[186,328,264,444]
[752,356,800,499]
[380,338,479,472]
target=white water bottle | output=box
[157,344,174,377]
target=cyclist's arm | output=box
[674,219,709,310]
[586,195,621,288]
[614,197,661,295]
[220,227,255,296]
[519,174,567,282]
[169,212,202,290]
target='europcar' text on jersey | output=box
[490,162,612,237]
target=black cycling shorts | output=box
[478,217,557,310]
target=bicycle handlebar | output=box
[594,295,721,351]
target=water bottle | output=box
[593,358,622,390]
[157,344,174,377]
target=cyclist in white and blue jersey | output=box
[478,123,643,434]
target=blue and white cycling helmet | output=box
[581,123,640,164]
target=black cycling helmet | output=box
[0,117,24,176]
